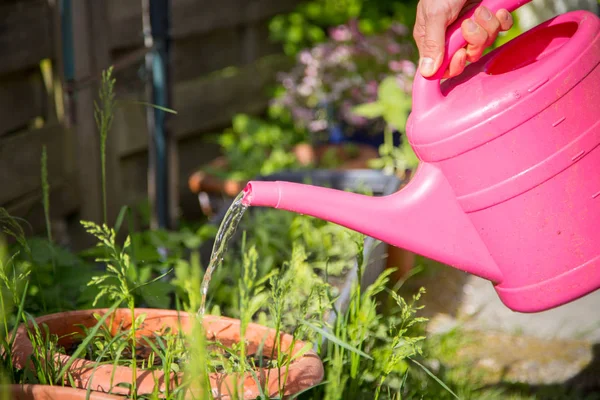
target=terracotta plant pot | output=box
[386,245,417,282]
[188,143,379,196]
[188,143,379,217]
[311,143,379,170]
[4,384,121,399]
[12,309,324,399]
[188,156,246,198]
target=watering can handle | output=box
[412,0,532,114]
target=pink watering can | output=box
[242,0,600,313]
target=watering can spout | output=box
[243,163,503,283]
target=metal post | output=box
[142,0,177,231]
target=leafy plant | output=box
[206,114,307,182]
[352,75,418,175]
[95,67,116,226]
[269,0,419,56]
[272,21,416,144]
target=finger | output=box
[416,11,449,76]
[461,18,489,62]
[473,6,501,46]
[496,9,513,31]
[444,48,467,78]
[414,0,465,77]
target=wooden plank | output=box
[69,0,121,228]
[5,178,79,237]
[170,0,301,39]
[171,17,282,83]
[116,54,293,157]
[108,0,301,50]
[170,54,293,138]
[0,124,67,205]
[171,27,243,83]
[107,0,144,50]
[0,0,54,75]
[0,70,47,136]
[119,134,221,216]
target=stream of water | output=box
[198,192,248,317]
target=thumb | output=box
[417,13,448,77]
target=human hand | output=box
[413,0,514,78]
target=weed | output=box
[94,67,116,226]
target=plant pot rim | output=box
[3,384,122,399]
[188,156,247,197]
[187,143,380,196]
[12,308,324,399]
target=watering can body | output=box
[407,2,600,312]
[243,0,600,313]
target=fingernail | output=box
[504,11,512,22]
[479,6,492,20]
[419,57,435,75]
[466,19,478,33]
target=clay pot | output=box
[12,309,324,399]
[312,143,379,170]
[188,156,246,198]
[291,142,317,166]
[188,143,379,196]
[188,143,378,217]
[3,384,121,399]
[386,245,417,282]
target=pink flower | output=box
[400,60,417,76]
[396,75,414,92]
[281,77,294,90]
[386,43,402,55]
[305,64,318,78]
[329,25,352,42]
[388,60,403,72]
[390,23,408,36]
[365,80,378,96]
[299,51,313,66]
[309,120,328,132]
[390,60,416,76]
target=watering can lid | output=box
[407,10,600,162]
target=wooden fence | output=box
[0,0,300,246]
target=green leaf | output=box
[409,358,461,399]
[352,102,384,118]
[139,280,174,309]
[114,206,129,234]
[301,320,372,360]
[290,341,313,362]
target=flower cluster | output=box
[273,20,416,139]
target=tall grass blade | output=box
[409,358,461,400]
[301,320,372,360]
[124,100,178,114]
[57,299,123,378]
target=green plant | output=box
[95,67,116,226]
[269,0,419,56]
[273,21,416,144]
[353,75,419,175]
[207,114,307,182]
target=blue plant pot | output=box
[327,122,403,149]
